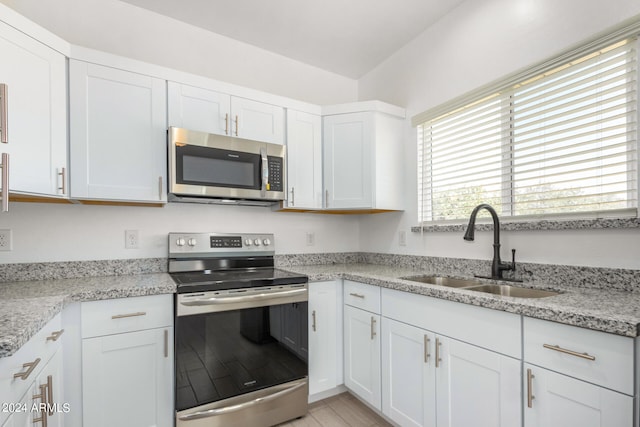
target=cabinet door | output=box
[167,82,231,136]
[231,96,284,144]
[82,327,173,427]
[436,337,521,427]
[285,110,322,209]
[1,383,34,427]
[344,305,380,410]
[309,281,342,395]
[323,112,373,209]
[382,318,436,427]
[0,21,67,197]
[69,61,167,202]
[524,364,633,427]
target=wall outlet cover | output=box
[125,229,139,249]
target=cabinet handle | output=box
[235,115,239,136]
[435,338,441,368]
[32,383,48,426]
[224,113,229,135]
[542,343,596,361]
[290,187,295,206]
[111,311,146,319]
[325,190,329,208]
[370,316,376,340]
[46,329,64,342]
[46,375,54,416]
[164,329,169,358]
[158,176,163,200]
[424,335,430,364]
[1,152,8,212]
[14,357,41,380]
[349,292,365,299]
[0,83,7,144]
[57,168,66,195]
[311,310,317,332]
[527,368,535,408]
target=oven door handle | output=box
[178,379,307,421]
[180,287,307,306]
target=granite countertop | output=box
[2,262,640,359]
[0,273,176,358]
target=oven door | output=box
[175,286,308,426]
[168,127,286,202]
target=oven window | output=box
[176,144,260,189]
[175,303,308,411]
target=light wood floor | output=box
[277,392,392,427]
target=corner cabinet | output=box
[284,110,323,209]
[322,103,404,211]
[69,60,167,203]
[167,81,284,144]
[0,19,67,201]
[80,294,173,427]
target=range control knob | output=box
[176,238,186,247]
[187,238,197,247]
[253,239,261,246]
[244,239,252,246]
[262,238,271,246]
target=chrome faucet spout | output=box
[463,204,515,280]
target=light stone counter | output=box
[0,273,175,358]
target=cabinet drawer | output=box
[0,313,62,417]
[343,281,381,313]
[81,294,173,338]
[523,317,634,395]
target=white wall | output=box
[358,0,640,270]
[0,0,357,106]
[0,202,360,263]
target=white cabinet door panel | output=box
[167,81,231,136]
[70,61,167,202]
[286,110,322,209]
[309,281,342,395]
[231,97,284,144]
[436,338,521,427]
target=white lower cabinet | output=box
[308,281,343,397]
[344,305,381,410]
[524,363,633,427]
[80,295,173,427]
[381,318,520,427]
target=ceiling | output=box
[119,0,466,79]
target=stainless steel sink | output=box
[401,275,481,288]
[464,284,561,298]
[401,275,561,298]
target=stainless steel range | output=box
[169,232,309,427]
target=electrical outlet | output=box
[399,230,407,246]
[125,230,139,249]
[0,229,12,251]
[306,232,315,246]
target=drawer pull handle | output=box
[311,310,317,332]
[543,343,596,361]
[370,316,376,340]
[424,335,430,364]
[527,368,535,408]
[435,338,442,368]
[46,329,64,342]
[112,311,147,320]
[349,293,365,299]
[14,358,41,380]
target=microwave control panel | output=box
[267,156,284,192]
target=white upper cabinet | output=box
[323,102,404,211]
[0,19,67,199]
[285,109,323,209]
[69,60,167,203]
[168,81,284,144]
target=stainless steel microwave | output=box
[168,127,286,206]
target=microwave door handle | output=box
[260,147,268,198]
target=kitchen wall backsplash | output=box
[1,252,639,293]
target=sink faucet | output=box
[463,204,516,280]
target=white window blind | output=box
[418,38,638,223]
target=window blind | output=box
[418,38,638,223]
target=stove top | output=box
[171,267,308,293]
